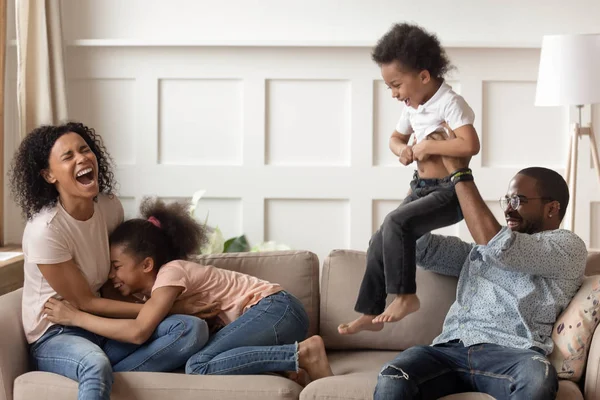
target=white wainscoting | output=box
[4,43,600,263]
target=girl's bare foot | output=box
[297,335,333,381]
[372,294,420,324]
[338,314,384,335]
[282,368,310,387]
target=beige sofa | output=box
[1,249,599,400]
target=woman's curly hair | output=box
[372,23,452,79]
[9,122,116,220]
[110,197,208,268]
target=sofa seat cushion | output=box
[15,371,302,400]
[298,350,580,400]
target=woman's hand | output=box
[441,123,471,173]
[44,298,81,326]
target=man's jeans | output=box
[186,291,309,375]
[355,173,462,315]
[374,341,558,400]
[30,315,209,400]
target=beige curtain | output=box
[16,0,67,139]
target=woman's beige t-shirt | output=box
[21,194,123,343]
[152,260,283,325]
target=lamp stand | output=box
[565,105,600,231]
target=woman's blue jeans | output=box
[30,315,209,400]
[185,291,309,375]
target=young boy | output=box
[339,23,480,335]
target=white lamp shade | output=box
[535,34,600,106]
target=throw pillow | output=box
[550,275,600,381]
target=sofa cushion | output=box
[196,250,320,336]
[15,371,302,400]
[320,249,457,350]
[299,350,579,400]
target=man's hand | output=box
[44,298,81,327]
[441,123,471,173]
[399,146,414,165]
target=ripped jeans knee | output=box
[380,364,411,380]
[374,364,416,400]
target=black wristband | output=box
[450,167,471,178]
[452,171,474,184]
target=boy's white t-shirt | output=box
[395,82,475,143]
[21,194,123,343]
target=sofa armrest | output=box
[0,289,28,400]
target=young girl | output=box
[338,23,480,335]
[45,198,333,383]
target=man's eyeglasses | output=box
[499,195,553,210]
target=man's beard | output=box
[519,216,544,234]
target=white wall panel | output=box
[119,197,137,220]
[482,81,566,168]
[192,198,243,240]
[68,79,136,166]
[159,79,243,165]
[265,199,350,264]
[266,80,351,166]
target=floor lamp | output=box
[535,34,600,231]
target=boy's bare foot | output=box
[338,314,384,335]
[297,335,333,381]
[372,294,420,324]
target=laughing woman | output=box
[9,122,209,400]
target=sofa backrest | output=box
[195,250,320,336]
[319,249,458,351]
[586,251,600,276]
[320,249,600,351]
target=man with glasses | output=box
[374,126,588,400]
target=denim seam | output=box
[456,368,515,383]
[125,317,188,371]
[208,298,274,345]
[188,299,276,371]
[272,305,290,344]
[203,357,297,375]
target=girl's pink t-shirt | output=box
[151,260,283,325]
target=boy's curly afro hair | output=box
[372,23,452,80]
[9,122,116,220]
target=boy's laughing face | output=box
[381,61,432,109]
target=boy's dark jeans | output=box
[354,173,463,315]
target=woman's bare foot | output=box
[372,294,420,324]
[338,314,384,335]
[297,335,333,381]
